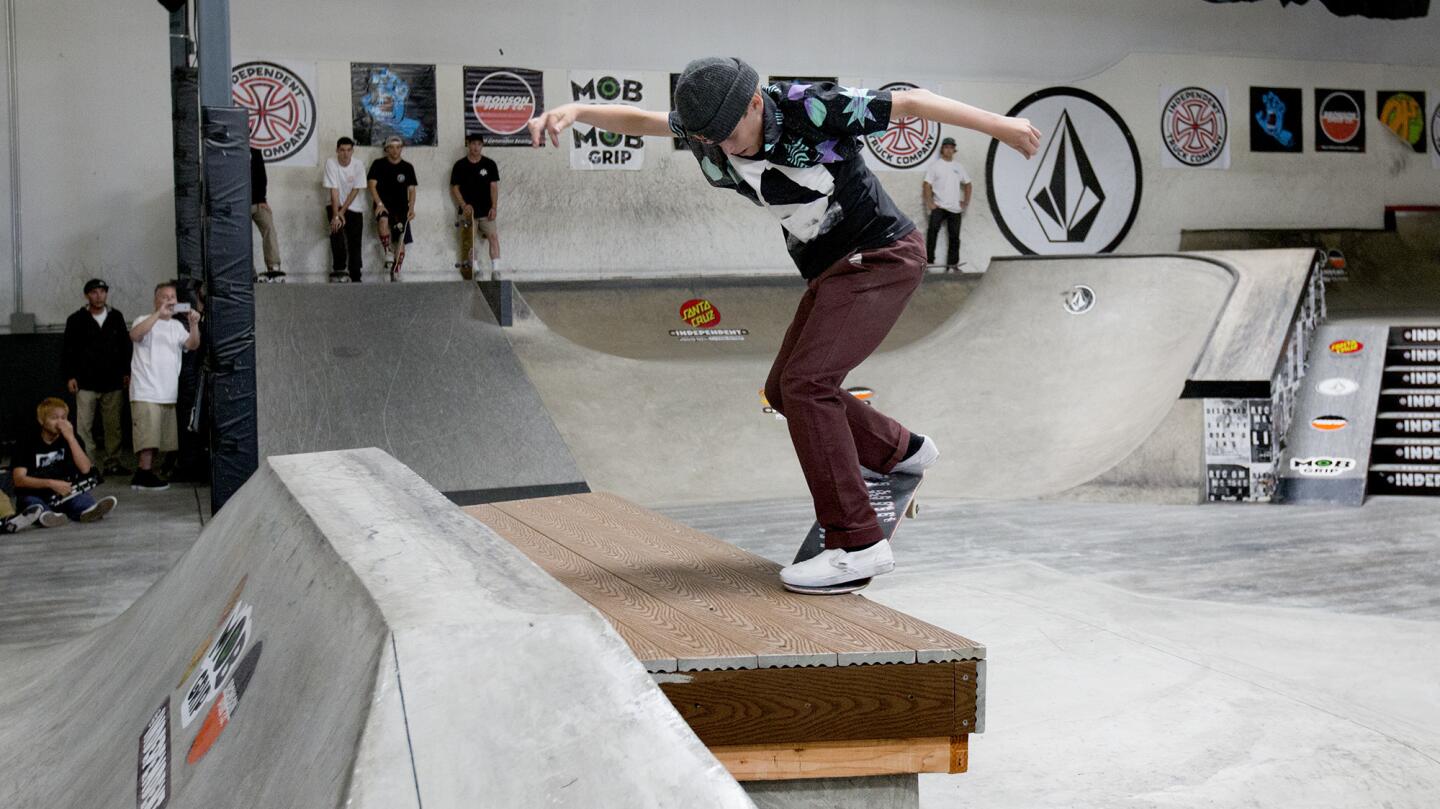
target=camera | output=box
[173,302,192,314]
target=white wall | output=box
[4,0,1440,326]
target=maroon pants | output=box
[764,230,926,548]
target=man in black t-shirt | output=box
[367,136,418,278]
[11,397,117,526]
[527,57,1040,593]
[449,133,502,279]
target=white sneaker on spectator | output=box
[2,505,43,534]
[38,510,68,528]
[80,496,117,523]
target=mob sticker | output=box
[180,602,253,728]
[187,642,264,765]
[1290,457,1356,477]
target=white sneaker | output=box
[2,505,43,533]
[890,434,939,476]
[80,496,117,523]
[38,510,68,528]
[780,539,895,588]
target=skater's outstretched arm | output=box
[891,89,1042,158]
[528,104,673,147]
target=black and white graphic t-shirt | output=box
[450,156,500,211]
[669,81,915,280]
[14,430,82,496]
[367,158,418,219]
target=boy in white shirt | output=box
[922,137,972,271]
[128,281,200,491]
[323,136,369,282]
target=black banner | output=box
[465,67,543,146]
[1250,86,1302,153]
[1314,88,1365,152]
[1378,90,1427,153]
[350,63,437,146]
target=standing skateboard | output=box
[385,222,408,282]
[785,471,922,595]
[454,214,479,281]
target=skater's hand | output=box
[487,207,496,221]
[330,213,344,233]
[994,116,1042,158]
[56,420,75,441]
[66,378,78,394]
[406,209,415,222]
[186,310,200,327]
[50,479,73,496]
[528,104,579,147]
[462,204,474,219]
[258,202,270,211]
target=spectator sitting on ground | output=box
[62,278,132,478]
[129,281,201,491]
[10,397,117,527]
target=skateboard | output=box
[44,472,101,510]
[385,222,408,282]
[785,471,922,595]
[454,214,480,281]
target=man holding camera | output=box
[128,281,200,491]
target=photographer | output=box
[128,281,200,491]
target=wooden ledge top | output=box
[466,492,984,673]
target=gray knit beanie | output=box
[674,57,760,141]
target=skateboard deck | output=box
[784,472,922,595]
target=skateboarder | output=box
[527,57,1039,591]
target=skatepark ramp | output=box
[255,282,587,504]
[506,251,1321,506]
[0,449,753,808]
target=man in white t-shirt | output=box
[323,136,368,282]
[128,281,200,491]
[922,137,972,271]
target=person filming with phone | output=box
[127,281,200,491]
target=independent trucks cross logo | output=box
[232,61,316,162]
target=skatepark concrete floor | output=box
[5,486,1439,808]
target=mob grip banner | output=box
[569,71,648,170]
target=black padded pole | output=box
[201,105,256,511]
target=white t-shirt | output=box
[92,308,109,328]
[323,158,369,213]
[130,316,189,404]
[924,158,972,213]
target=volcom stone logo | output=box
[987,88,1141,255]
[1029,112,1105,242]
[1063,284,1096,315]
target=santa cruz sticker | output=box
[1316,378,1359,396]
[679,298,721,329]
[987,87,1141,255]
[847,386,875,404]
[1310,415,1348,431]
[232,62,317,163]
[137,700,170,809]
[1290,457,1355,477]
[1162,87,1227,167]
[1329,339,1363,355]
[864,82,940,169]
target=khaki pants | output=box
[77,388,128,470]
[251,204,282,271]
[132,401,179,453]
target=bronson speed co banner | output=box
[231,60,318,166]
[465,67,543,146]
[569,70,647,170]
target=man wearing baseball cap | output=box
[923,136,972,271]
[61,279,132,477]
[528,58,1040,593]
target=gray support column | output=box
[195,0,230,108]
[5,0,30,332]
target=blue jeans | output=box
[17,491,97,522]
